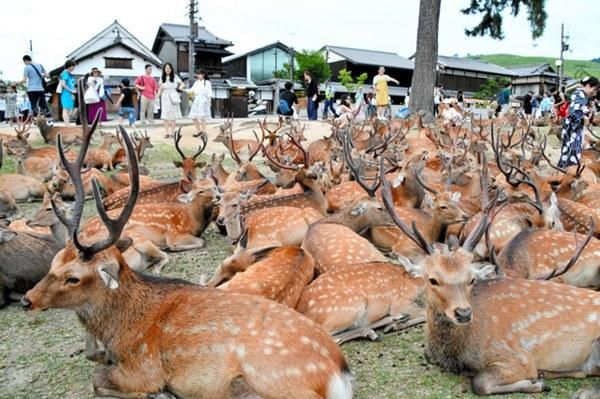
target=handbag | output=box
[84,85,100,104]
[169,92,181,105]
[56,82,63,94]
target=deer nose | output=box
[20,296,32,310]
[216,216,225,226]
[454,307,472,323]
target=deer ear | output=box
[0,229,17,243]
[395,254,423,277]
[451,192,462,202]
[96,262,120,289]
[392,174,405,188]
[177,192,194,204]
[471,263,497,281]
[173,160,183,168]
[195,161,206,168]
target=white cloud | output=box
[0,0,595,81]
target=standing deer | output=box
[84,131,120,170]
[23,102,353,397]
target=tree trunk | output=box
[409,0,441,121]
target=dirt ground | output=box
[1,118,599,398]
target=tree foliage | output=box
[473,77,511,100]
[294,50,331,83]
[338,68,368,92]
[461,0,547,40]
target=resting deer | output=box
[214,116,263,160]
[297,261,425,344]
[218,246,315,309]
[15,149,56,181]
[35,115,83,145]
[0,140,46,202]
[23,98,353,398]
[381,155,600,395]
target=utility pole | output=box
[188,0,198,88]
[558,23,569,93]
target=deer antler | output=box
[380,157,433,255]
[414,172,439,196]
[343,132,380,198]
[247,129,265,162]
[14,114,32,137]
[72,125,139,259]
[538,136,567,174]
[192,131,208,160]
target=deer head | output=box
[23,80,139,311]
[173,128,207,183]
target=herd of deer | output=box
[3,78,600,397]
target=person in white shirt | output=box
[187,70,212,136]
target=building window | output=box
[104,57,133,69]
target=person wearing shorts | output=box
[116,78,136,127]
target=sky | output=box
[0,0,596,81]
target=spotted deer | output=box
[173,128,208,183]
[23,112,353,398]
[217,246,315,309]
[35,115,83,145]
[381,156,600,395]
[297,261,425,344]
[214,116,263,159]
[15,150,55,182]
[0,140,46,202]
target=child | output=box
[19,94,31,120]
[115,78,136,127]
[5,85,19,125]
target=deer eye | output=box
[439,205,448,210]
[469,278,476,285]
[65,277,80,285]
[429,278,439,286]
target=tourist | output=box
[373,67,399,120]
[277,81,298,117]
[135,64,158,124]
[539,92,553,117]
[5,85,18,126]
[59,60,77,126]
[322,80,337,119]
[158,62,183,138]
[304,71,318,120]
[187,70,212,137]
[498,82,512,115]
[456,90,464,110]
[336,94,355,127]
[85,67,108,123]
[16,55,50,117]
[558,76,599,168]
[522,91,533,122]
[115,78,136,127]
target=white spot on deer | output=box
[285,368,302,378]
[305,362,318,373]
[263,347,273,355]
[236,345,246,360]
[242,363,257,376]
[280,348,290,356]
[300,336,311,345]
[587,313,598,323]
[250,330,258,336]
[264,338,274,346]
[593,298,600,305]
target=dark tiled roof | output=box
[508,63,557,77]
[438,55,515,76]
[159,23,232,46]
[324,45,414,70]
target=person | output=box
[498,82,512,115]
[304,71,319,120]
[16,55,50,117]
[456,90,464,110]
[135,64,158,124]
[373,66,399,120]
[336,94,355,127]
[322,80,337,119]
[0,95,5,123]
[86,67,108,123]
[115,78,136,127]
[558,76,599,168]
[158,62,183,138]
[522,91,533,121]
[405,86,411,107]
[366,92,377,119]
[553,87,568,119]
[539,92,553,117]
[277,81,298,117]
[5,85,18,125]
[187,70,212,136]
[19,94,31,119]
[59,60,77,126]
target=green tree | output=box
[294,50,331,83]
[473,77,511,100]
[410,0,547,119]
[338,68,368,92]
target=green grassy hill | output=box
[468,54,600,79]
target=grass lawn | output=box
[469,54,600,79]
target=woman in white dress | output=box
[187,70,212,136]
[158,62,184,138]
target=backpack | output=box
[278,99,291,115]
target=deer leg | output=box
[383,316,426,333]
[334,315,409,344]
[132,241,170,274]
[93,366,165,399]
[84,333,109,364]
[471,364,547,395]
[165,233,205,252]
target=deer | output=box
[301,198,391,275]
[214,116,263,160]
[173,128,208,183]
[296,261,425,344]
[0,140,47,202]
[47,165,133,199]
[217,246,315,309]
[0,114,32,145]
[22,103,353,398]
[84,131,120,170]
[380,154,600,395]
[112,129,153,170]
[0,188,19,221]
[15,149,56,182]
[34,114,83,145]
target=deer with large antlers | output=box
[380,154,600,395]
[23,89,353,398]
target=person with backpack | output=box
[277,81,297,117]
[16,55,50,117]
